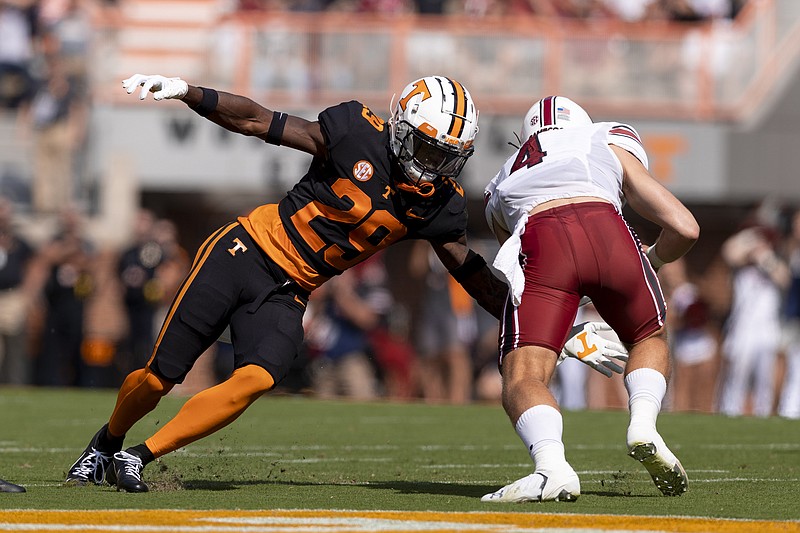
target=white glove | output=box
[122,74,188,101]
[559,321,628,378]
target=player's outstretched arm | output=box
[431,237,507,320]
[121,74,326,157]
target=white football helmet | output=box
[389,76,479,186]
[520,95,592,140]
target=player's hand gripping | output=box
[559,321,628,378]
[122,74,188,101]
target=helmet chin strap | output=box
[395,180,436,197]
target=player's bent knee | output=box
[502,345,558,383]
[230,365,276,398]
[124,367,175,396]
[142,367,175,395]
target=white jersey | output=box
[483,121,648,305]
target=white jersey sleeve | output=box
[606,123,648,170]
[483,171,507,238]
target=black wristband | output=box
[190,87,218,117]
[449,250,487,282]
[266,111,288,146]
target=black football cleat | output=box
[65,424,117,486]
[111,451,149,493]
[0,479,25,493]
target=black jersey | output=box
[240,100,467,291]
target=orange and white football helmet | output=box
[520,95,592,140]
[389,76,479,185]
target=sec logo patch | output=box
[353,160,374,182]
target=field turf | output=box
[0,388,798,526]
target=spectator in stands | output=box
[719,203,791,417]
[410,240,476,404]
[81,240,126,387]
[149,218,190,331]
[460,0,507,17]
[0,196,36,385]
[552,0,617,19]
[38,0,97,99]
[648,0,705,21]
[18,57,87,214]
[660,257,719,413]
[33,206,95,386]
[289,0,331,11]
[778,208,800,419]
[601,0,654,22]
[506,0,556,16]
[644,0,739,21]
[355,0,411,12]
[116,209,165,376]
[304,254,390,400]
[0,0,37,110]
[413,0,445,14]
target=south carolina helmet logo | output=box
[353,160,374,182]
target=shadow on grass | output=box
[175,478,489,497]
[175,479,657,499]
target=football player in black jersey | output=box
[65,74,626,493]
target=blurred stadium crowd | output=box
[234,0,745,19]
[2,196,799,419]
[2,0,800,420]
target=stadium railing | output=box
[87,0,800,121]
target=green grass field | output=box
[1,388,798,522]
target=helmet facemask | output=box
[392,120,473,185]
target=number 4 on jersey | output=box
[510,135,547,174]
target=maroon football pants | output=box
[499,202,665,362]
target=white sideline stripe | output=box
[0,513,706,533]
[692,477,800,483]
[420,465,731,473]
[11,442,800,455]
[475,477,800,484]
[177,456,393,463]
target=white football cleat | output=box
[627,432,688,496]
[481,466,580,503]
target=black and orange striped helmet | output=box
[389,75,479,186]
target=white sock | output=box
[515,405,566,471]
[624,368,667,444]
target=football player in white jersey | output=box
[481,96,699,502]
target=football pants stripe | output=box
[624,218,666,327]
